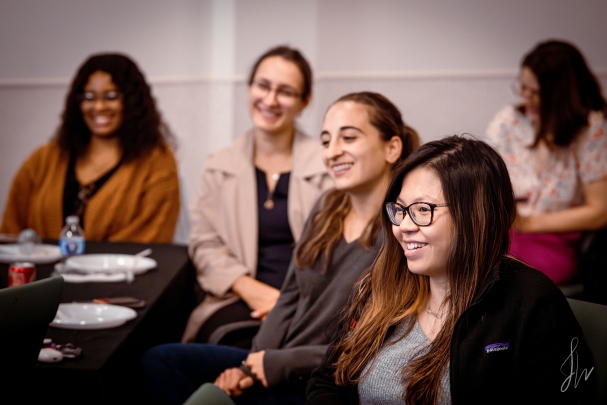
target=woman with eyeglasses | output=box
[1,53,180,242]
[143,92,415,405]
[183,46,332,344]
[307,136,591,405]
[486,40,607,285]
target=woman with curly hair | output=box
[1,53,180,243]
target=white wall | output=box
[0,0,212,78]
[316,0,607,71]
[1,0,606,242]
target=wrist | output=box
[239,361,258,383]
[231,275,253,298]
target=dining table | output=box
[0,240,198,405]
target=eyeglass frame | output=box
[250,80,302,103]
[385,201,449,227]
[510,79,540,99]
[77,90,123,105]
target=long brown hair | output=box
[334,135,516,404]
[295,92,415,271]
[520,40,607,148]
[55,53,175,162]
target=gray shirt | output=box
[358,319,451,404]
[252,234,381,388]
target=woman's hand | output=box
[244,351,268,388]
[214,367,247,397]
[232,275,279,320]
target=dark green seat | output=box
[0,276,64,395]
[567,299,607,405]
[183,383,236,405]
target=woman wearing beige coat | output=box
[182,46,332,343]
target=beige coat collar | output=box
[205,129,326,180]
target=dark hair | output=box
[295,92,415,271]
[247,45,313,102]
[54,53,175,162]
[521,39,607,147]
[334,135,515,404]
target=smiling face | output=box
[519,66,540,124]
[80,70,124,137]
[248,56,308,135]
[392,166,453,280]
[321,101,401,195]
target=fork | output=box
[125,248,152,283]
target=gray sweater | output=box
[251,234,380,388]
[358,320,451,404]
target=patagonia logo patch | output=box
[485,342,509,353]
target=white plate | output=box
[0,244,63,264]
[50,303,137,330]
[65,254,156,275]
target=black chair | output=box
[559,229,607,302]
[567,298,607,405]
[0,276,64,397]
[207,320,261,348]
[579,229,607,305]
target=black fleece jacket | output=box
[307,257,594,405]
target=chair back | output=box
[207,320,261,348]
[579,229,607,305]
[183,383,235,405]
[0,276,64,388]
[567,299,607,405]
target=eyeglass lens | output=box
[252,81,299,102]
[386,202,433,226]
[512,81,539,98]
[80,91,122,103]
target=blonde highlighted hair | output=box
[334,135,516,404]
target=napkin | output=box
[53,263,127,283]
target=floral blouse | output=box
[486,105,607,216]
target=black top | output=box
[63,156,121,228]
[255,167,294,289]
[306,257,593,405]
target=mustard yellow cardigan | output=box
[1,142,180,243]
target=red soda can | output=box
[8,262,36,287]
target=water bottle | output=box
[59,216,85,256]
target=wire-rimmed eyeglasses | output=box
[385,202,449,227]
[510,80,539,99]
[250,80,301,104]
[77,90,123,105]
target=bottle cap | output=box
[66,216,79,225]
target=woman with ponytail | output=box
[143,92,415,405]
